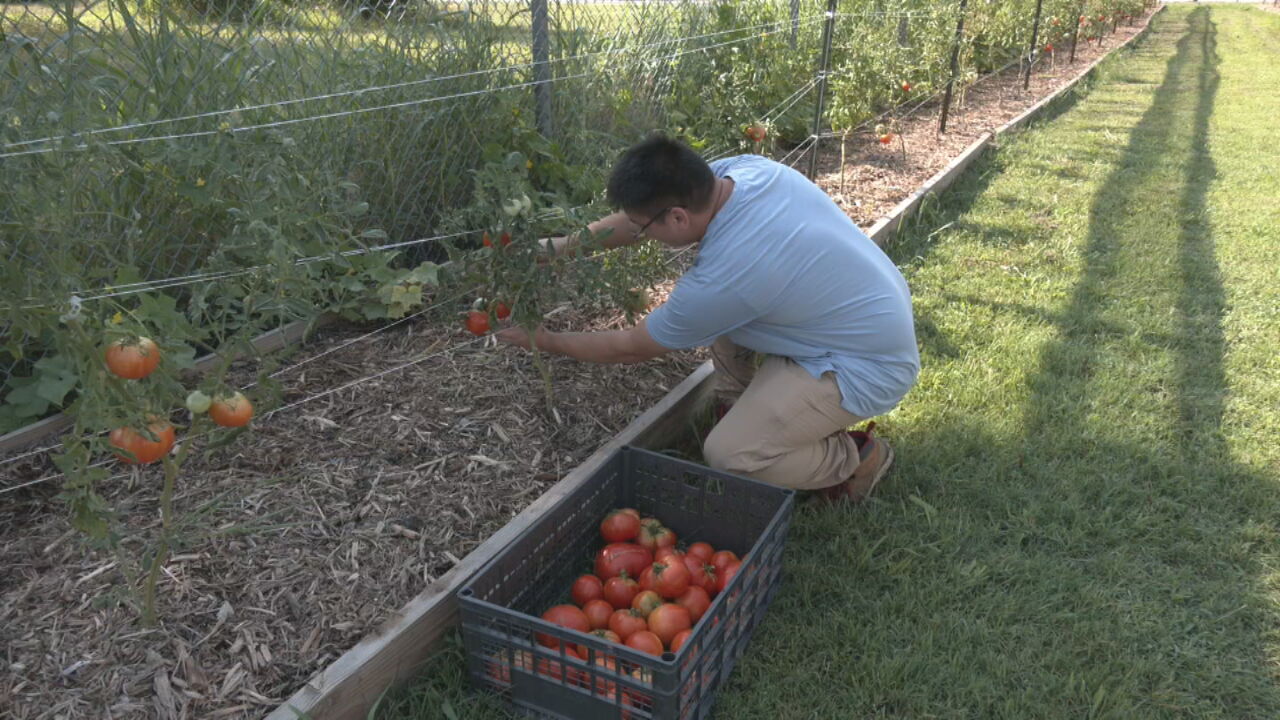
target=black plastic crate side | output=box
[623,448,789,558]
[464,452,627,615]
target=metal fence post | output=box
[806,0,838,181]
[790,0,800,48]
[1024,0,1045,90]
[939,0,967,134]
[1069,1,1084,63]
[531,0,553,139]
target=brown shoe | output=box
[819,422,894,504]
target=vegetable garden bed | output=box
[0,9,1158,719]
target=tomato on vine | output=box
[465,310,490,336]
[185,390,212,415]
[209,392,253,427]
[109,420,176,464]
[104,336,161,380]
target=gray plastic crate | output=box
[458,446,795,720]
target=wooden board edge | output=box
[266,361,716,720]
[865,132,995,246]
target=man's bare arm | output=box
[495,318,673,364]
[544,211,642,258]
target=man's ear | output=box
[668,206,692,228]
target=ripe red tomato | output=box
[625,630,664,657]
[495,302,512,321]
[638,522,677,552]
[637,565,655,592]
[1044,43,1054,53]
[901,82,912,92]
[879,133,894,145]
[650,561,691,600]
[686,542,714,562]
[608,609,648,640]
[715,561,742,595]
[109,421,176,464]
[482,232,512,248]
[571,574,604,606]
[600,510,641,543]
[669,630,692,653]
[744,124,766,143]
[595,543,652,580]
[582,599,614,630]
[104,336,161,380]
[675,586,711,623]
[591,629,621,644]
[646,603,691,648]
[631,590,663,618]
[710,550,739,575]
[654,547,683,564]
[538,604,590,649]
[682,555,715,594]
[603,575,640,610]
[209,392,253,428]
[465,310,490,336]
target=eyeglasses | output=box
[632,206,680,239]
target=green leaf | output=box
[32,355,77,405]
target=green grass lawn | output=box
[377,4,1280,717]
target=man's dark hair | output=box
[606,134,716,214]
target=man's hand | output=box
[493,319,672,365]
[495,325,549,351]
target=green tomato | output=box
[186,390,212,414]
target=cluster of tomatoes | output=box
[103,336,253,464]
[538,509,742,663]
[484,508,745,707]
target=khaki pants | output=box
[704,337,866,491]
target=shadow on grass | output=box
[721,7,1280,718]
[1011,5,1278,714]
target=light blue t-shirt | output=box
[646,155,919,418]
